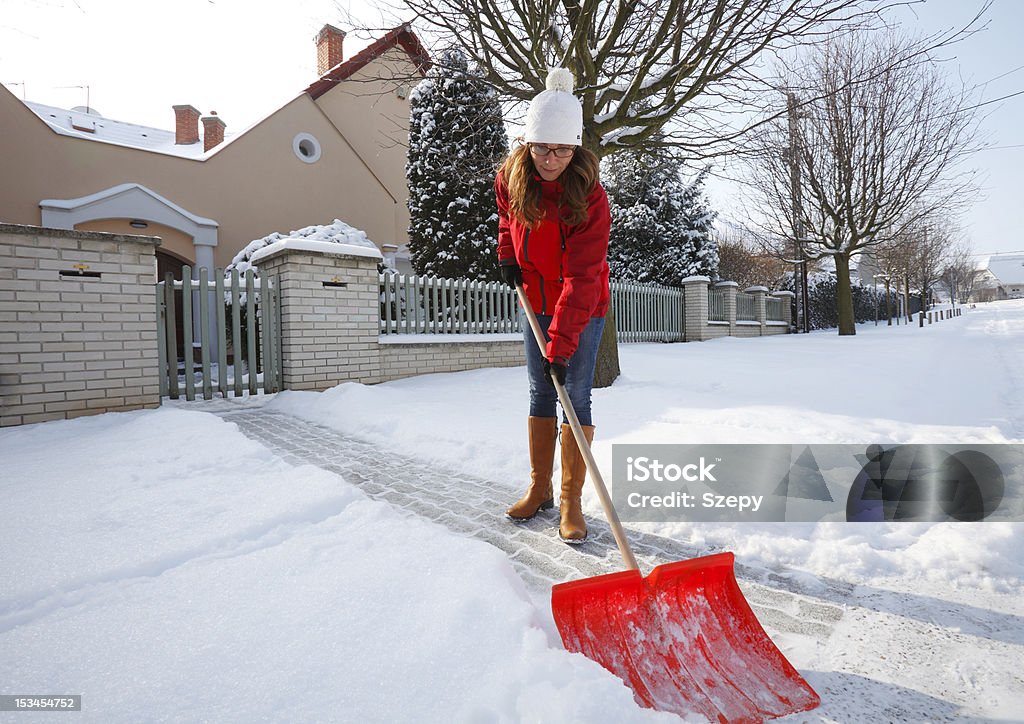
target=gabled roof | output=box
[979,252,1024,286]
[305,24,431,100]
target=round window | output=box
[292,133,322,164]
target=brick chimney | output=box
[316,24,346,76]
[173,104,201,145]
[201,112,226,152]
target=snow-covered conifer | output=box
[406,49,508,281]
[604,147,719,285]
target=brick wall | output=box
[255,246,383,390]
[379,337,522,382]
[0,224,161,426]
[683,276,790,341]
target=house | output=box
[970,252,1024,302]
[0,24,428,277]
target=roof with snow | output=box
[305,24,430,100]
[974,252,1024,285]
[24,102,227,159]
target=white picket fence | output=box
[379,273,689,342]
[379,273,521,335]
[611,280,686,342]
[157,266,281,400]
[709,288,728,322]
[737,291,757,321]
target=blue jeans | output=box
[523,314,606,427]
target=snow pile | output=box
[0,409,668,723]
[226,219,380,276]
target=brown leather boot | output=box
[559,423,594,544]
[506,416,558,520]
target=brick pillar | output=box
[201,113,226,152]
[316,24,346,76]
[0,223,161,426]
[682,275,711,341]
[745,286,769,335]
[772,290,795,329]
[716,280,739,335]
[252,245,382,390]
[172,104,200,145]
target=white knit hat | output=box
[524,68,583,146]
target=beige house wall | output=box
[76,219,195,264]
[316,45,416,247]
[0,49,419,271]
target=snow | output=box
[250,238,383,264]
[227,219,380,276]
[0,410,662,723]
[24,101,224,160]
[3,299,1024,722]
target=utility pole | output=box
[786,92,810,333]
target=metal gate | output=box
[156,266,281,400]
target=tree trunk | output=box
[593,307,620,388]
[885,279,893,326]
[588,132,619,388]
[904,273,912,323]
[835,252,856,335]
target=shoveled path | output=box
[210,406,845,644]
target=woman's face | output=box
[529,143,576,181]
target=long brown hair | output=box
[499,144,600,228]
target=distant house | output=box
[970,252,1024,302]
[0,24,428,277]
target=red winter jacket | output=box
[495,170,611,361]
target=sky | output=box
[2,297,1023,721]
[2,0,1022,255]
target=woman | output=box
[495,68,611,544]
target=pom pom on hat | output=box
[524,67,583,146]
[545,67,575,93]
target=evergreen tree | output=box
[406,49,509,281]
[604,148,719,285]
[672,167,719,281]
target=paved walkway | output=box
[185,403,1024,721]
[209,405,845,644]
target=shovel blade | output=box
[552,552,819,723]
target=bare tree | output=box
[744,28,983,334]
[371,0,907,158]
[940,240,976,305]
[872,232,913,323]
[715,225,790,290]
[907,214,958,317]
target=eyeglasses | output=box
[529,144,576,158]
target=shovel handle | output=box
[515,284,639,572]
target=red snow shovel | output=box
[516,284,820,722]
